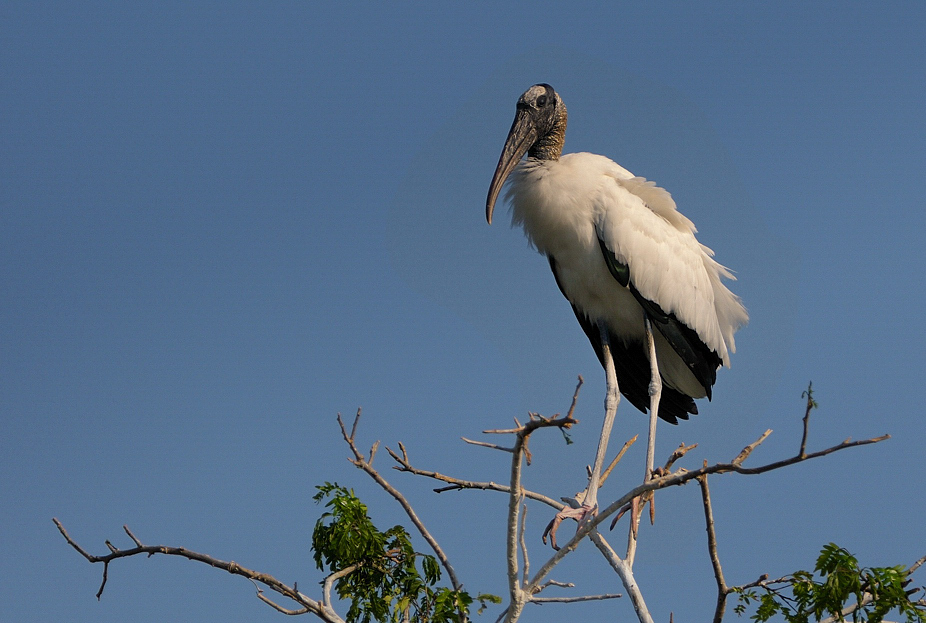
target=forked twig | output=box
[53,518,340,621]
[337,411,462,592]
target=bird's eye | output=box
[536,95,547,108]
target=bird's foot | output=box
[542,503,597,550]
[609,492,655,536]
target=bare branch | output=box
[908,552,926,575]
[338,420,462,592]
[389,445,563,509]
[589,531,654,623]
[599,435,638,489]
[531,593,623,603]
[730,573,788,592]
[534,579,574,592]
[502,378,587,622]
[519,501,530,586]
[123,525,143,548]
[434,482,561,508]
[483,412,579,437]
[799,382,816,457]
[732,430,773,466]
[257,589,311,616]
[349,408,361,442]
[663,442,698,471]
[503,423,529,618]
[323,564,360,609]
[528,430,890,599]
[565,376,584,421]
[53,519,336,620]
[697,475,728,623]
[54,517,98,562]
[461,437,514,453]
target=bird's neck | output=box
[528,106,567,161]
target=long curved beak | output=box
[486,108,537,224]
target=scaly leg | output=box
[628,314,662,543]
[584,318,620,513]
[643,314,661,482]
[543,320,620,548]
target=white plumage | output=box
[487,84,747,425]
[508,153,746,400]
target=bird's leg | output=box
[584,318,620,513]
[643,313,661,481]
[543,320,620,549]
[630,314,662,539]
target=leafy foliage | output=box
[734,544,926,622]
[312,483,499,623]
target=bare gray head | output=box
[486,84,568,224]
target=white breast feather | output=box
[507,152,747,368]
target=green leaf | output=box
[735,544,926,623]
[311,483,499,623]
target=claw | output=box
[629,496,641,538]
[542,504,597,550]
[608,492,656,534]
[609,502,632,530]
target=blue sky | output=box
[2,3,924,622]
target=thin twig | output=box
[908,553,926,575]
[698,475,728,623]
[123,525,143,548]
[664,442,698,471]
[349,408,361,442]
[799,382,816,458]
[257,589,311,615]
[733,430,773,466]
[564,376,584,421]
[531,593,623,603]
[524,431,890,597]
[461,437,514,452]
[519,501,530,587]
[731,573,788,592]
[387,446,563,509]
[337,412,462,592]
[599,435,638,488]
[534,579,574,592]
[53,519,335,620]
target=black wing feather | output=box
[548,255,697,425]
[597,236,721,399]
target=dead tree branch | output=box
[53,518,343,621]
[396,391,889,623]
[337,409,462,592]
[387,444,563,510]
[57,378,898,623]
[698,474,729,623]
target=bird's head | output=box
[486,84,568,224]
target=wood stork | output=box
[486,84,747,527]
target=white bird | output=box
[486,84,747,532]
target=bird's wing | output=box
[548,255,696,424]
[597,235,719,397]
[593,173,745,367]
